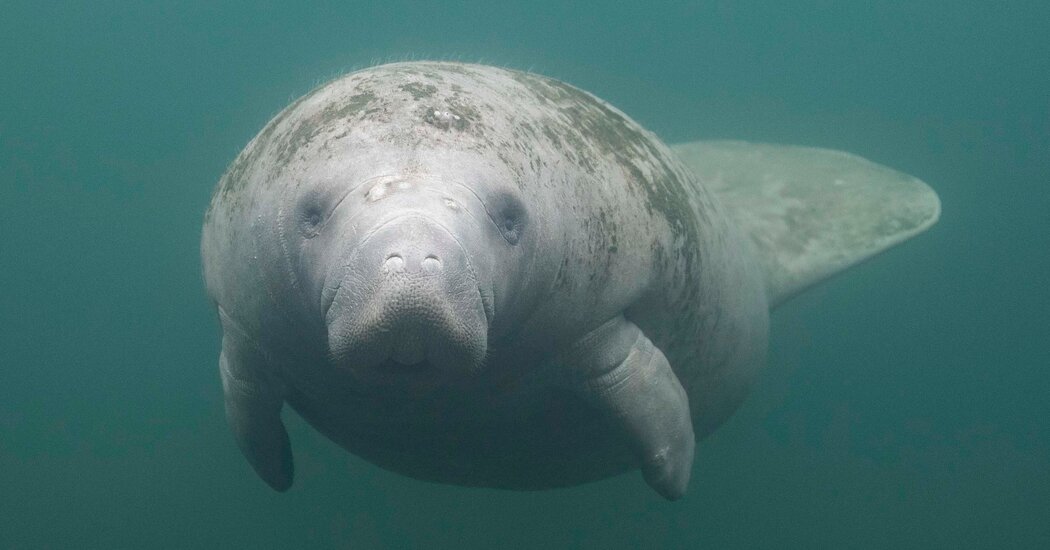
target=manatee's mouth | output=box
[322,216,491,386]
[325,274,490,386]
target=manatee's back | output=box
[672,141,941,308]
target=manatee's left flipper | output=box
[218,312,294,492]
[561,315,695,500]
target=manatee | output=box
[201,61,939,500]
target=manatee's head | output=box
[310,167,533,388]
[280,144,547,391]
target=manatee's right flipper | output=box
[218,314,294,491]
[561,316,695,500]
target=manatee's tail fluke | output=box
[671,140,940,309]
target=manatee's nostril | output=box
[383,254,405,272]
[422,255,442,272]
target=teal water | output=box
[2,2,1047,548]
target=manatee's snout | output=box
[325,216,489,385]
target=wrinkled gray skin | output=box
[201,62,768,500]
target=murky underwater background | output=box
[2,2,1048,548]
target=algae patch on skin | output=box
[398,82,438,100]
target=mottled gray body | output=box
[202,61,937,498]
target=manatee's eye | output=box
[492,192,527,245]
[297,198,325,238]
